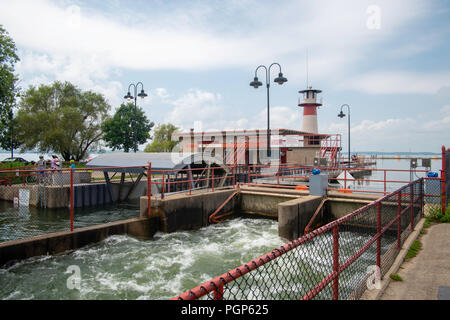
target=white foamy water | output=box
[0,218,284,300]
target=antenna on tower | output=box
[306,48,309,88]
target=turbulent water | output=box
[0,218,284,300]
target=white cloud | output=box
[325,112,450,152]
[339,71,450,94]
[161,88,302,132]
[1,0,434,76]
[164,89,225,130]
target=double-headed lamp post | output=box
[338,104,351,168]
[124,82,148,153]
[250,63,288,157]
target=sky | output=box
[0,0,449,153]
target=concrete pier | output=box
[140,186,378,241]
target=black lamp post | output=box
[338,104,351,168]
[250,63,288,157]
[124,82,148,153]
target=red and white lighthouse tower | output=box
[298,87,322,133]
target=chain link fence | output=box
[0,166,144,243]
[174,178,424,300]
[423,177,442,217]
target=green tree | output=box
[144,123,179,152]
[0,25,20,151]
[16,81,110,161]
[102,102,154,152]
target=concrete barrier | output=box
[140,187,374,241]
[240,191,299,218]
[278,196,324,241]
[140,189,238,233]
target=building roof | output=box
[86,152,225,173]
[172,128,331,138]
[299,89,322,94]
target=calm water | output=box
[0,202,140,243]
[334,155,442,194]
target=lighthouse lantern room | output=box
[298,87,322,134]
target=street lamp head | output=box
[274,72,288,85]
[124,92,134,101]
[138,89,148,99]
[338,111,346,118]
[249,77,263,89]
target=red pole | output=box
[420,178,424,219]
[397,192,401,249]
[332,225,339,300]
[189,168,192,195]
[148,162,151,217]
[162,171,165,200]
[212,167,214,192]
[442,145,446,215]
[376,202,381,269]
[344,168,347,190]
[410,184,414,231]
[70,167,74,232]
[383,170,387,194]
[232,166,235,189]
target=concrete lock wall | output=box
[278,195,324,242]
[140,188,376,241]
[0,217,158,268]
[239,191,299,218]
[140,189,239,233]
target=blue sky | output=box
[0,0,449,153]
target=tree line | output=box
[0,25,179,161]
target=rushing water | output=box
[0,218,284,300]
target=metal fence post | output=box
[442,146,446,215]
[420,179,424,219]
[162,170,165,200]
[212,167,214,192]
[147,162,151,218]
[332,225,340,300]
[232,166,235,189]
[410,184,414,231]
[189,168,192,195]
[70,168,74,232]
[397,191,401,249]
[377,202,381,269]
[344,168,347,190]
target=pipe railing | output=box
[173,178,424,300]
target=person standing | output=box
[50,155,61,185]
[36,155,46,184]
[50,155,60,169]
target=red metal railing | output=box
[173,178,424,300]
[149,165,237,200]
[244,163,440,199]
[0,165,155,238]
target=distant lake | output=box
[0,152,99,162]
